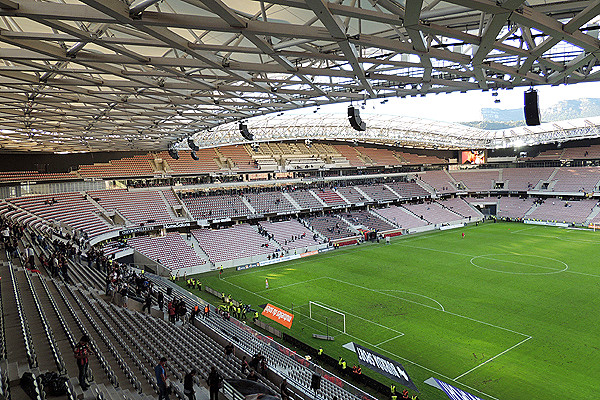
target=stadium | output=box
[1,1,600,400]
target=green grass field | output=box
[184,222,600,400]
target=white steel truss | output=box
[0,0,598,152]
[192,113,600,150]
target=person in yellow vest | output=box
[390,384,397,397]
[197,281,202,291]
[317,347,323,359]
[391,393,398,400]
[253,311,259,322]
[411,395,418,400]
[341,359,347,375]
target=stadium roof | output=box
[0,0,600,152]
[193,113,600,150]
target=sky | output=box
[287,81,600,123]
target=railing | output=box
[7,258,37,368]
[23,269,67,374]
[77,291,143,393]
[221,380,245,400]
[52,281,119,388]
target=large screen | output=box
[461,150,486,164]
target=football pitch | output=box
[185,222,600,400]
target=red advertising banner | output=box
[261,303,294,329]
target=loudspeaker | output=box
[239,123,253,141]
[524,89,540,126]
[310,374,321,391]
[190,151,199,161]
[348,106,366,131]
[168,148,179,160]
[187,137,199,151]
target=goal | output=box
[309,301,346,334]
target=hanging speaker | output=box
[168,148,179,160]
[310,374,321,391]
[524,89,540,126]
[239,123,253,141]
[190,151,199,161]
[187,137,199,151]
[348,106,366,131]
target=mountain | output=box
[460,98,600,129]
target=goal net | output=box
[309,301,346,334]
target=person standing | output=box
[157,291,164,311]
[241,356,249,375]
[155,357,169,400]
[265,278,269,289]
[280,378,290,400]
[142,293,152,313]
[207,366,221,400]
[74,335,91,390]
[224,343,234,361]
[183,369,196,400]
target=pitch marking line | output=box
[325,277,531,338]
[398,242,600,278]
[454,336,533,380]
[509,226,535,234]
[220,276,499,400]
[379,289,445,311]
[310,300,404,337]
[510,230,600,244]
[470,254,569,275]
[255,277,327,293]
[374,334,403,347]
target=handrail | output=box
[53,281,119,388]
[23,269,67,374]
[6,257,38,368]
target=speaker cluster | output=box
[239,122,253,141]
[524,89,541,126]
[348,106,366,131]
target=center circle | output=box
[470,253,568,275]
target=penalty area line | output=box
[374,334,403,347]
[454,336,533,380]
[220,271,500,400]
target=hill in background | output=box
[461,98,600,129]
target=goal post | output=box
[309,301,346,334]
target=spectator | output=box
[241,356,249,375]
[225,342,235,361]
[74,335,91,390]
[246,369,258,381]
[280,379,290,400]
[155,357,169,400]
[207,366,221,400]
[157,291,164,311]
[183,369,196,400]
